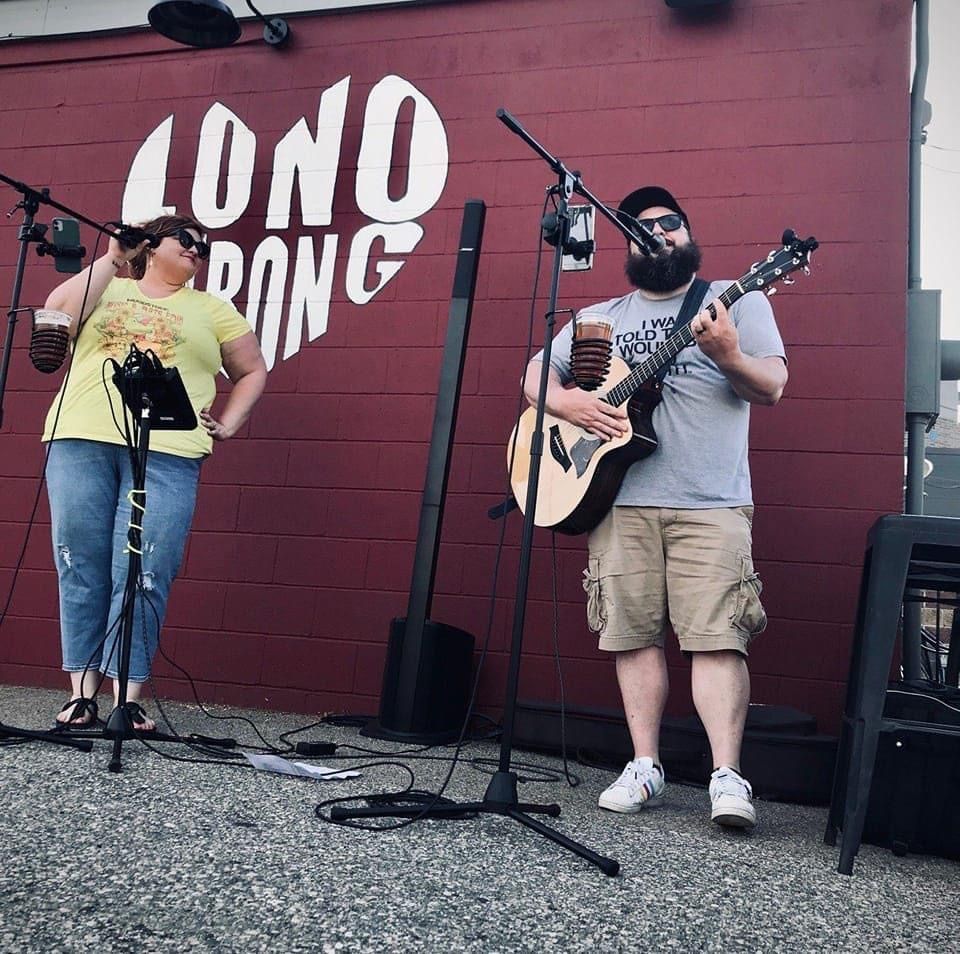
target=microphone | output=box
[113,224,161,250]
[29,309,72,374]
[570,312,614,392]
[621,214,666,254]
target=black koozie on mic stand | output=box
[570,332,612,391]
[29,325,69,373]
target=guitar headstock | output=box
[740,229,819,296]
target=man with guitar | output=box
[522,186,788,830]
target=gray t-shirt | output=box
[540,280,786,508]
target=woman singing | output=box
[42,214,267,731]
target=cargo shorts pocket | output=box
[582,556,607,634]
[731,552,767,638]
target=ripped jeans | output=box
[46,439,201,682]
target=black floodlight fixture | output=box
[148,0,290,49]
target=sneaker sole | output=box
[598,793,665,814]
[711,807,756,829]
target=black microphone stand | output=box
[331,110,661,875]
[0,181,49,429]
[105,392,153,772]
[65,345,216,771]
[0,177,93,752]
[0,173,228,766]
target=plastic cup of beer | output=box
[571,312,614,390]
[574,311,613,343]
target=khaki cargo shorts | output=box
[582,506,767,656]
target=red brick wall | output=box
[0,0,912,731]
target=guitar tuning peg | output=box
[766,287,777,296]
[803,266,811,275]
[782,276,794,286]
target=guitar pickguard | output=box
[568,435,603,477]
[548,425,604,478]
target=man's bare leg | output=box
[691,649,749,770]
[616,645,669,761]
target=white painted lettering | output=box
[192,103,257,229]
[266,77,351,230]
[205,240,245,304]
[283,234,339,359]
[355,75,448,224]
[245,236,290,371]
[346,222,424,305]
[121,115,176,223]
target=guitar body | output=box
[508,356,663,535]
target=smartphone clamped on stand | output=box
[561,205,594,272]
[49,217,84,274]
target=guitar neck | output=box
[603,282,743,408]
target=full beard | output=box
[625,239,702,294]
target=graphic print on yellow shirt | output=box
[42,278,252,458]
[93,298,186,364]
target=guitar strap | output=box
[653,277,711,385]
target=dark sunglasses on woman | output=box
[173,229,210,260]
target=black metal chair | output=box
[824,513,960,874]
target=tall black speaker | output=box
[364,200,486,743]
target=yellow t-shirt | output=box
[42,278,253,458]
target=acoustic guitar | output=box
[507,230,818,535]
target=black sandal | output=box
[54,697,99,730]
[123,701,156,733]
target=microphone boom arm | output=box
[495,108,663,255]
[0,171,157,247]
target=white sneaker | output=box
[598,757,665,813]
[709,766,757,829]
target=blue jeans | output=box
[46,439,202,682]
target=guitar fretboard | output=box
[602,284,742,408]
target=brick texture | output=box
[0,0,913,736]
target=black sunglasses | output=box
[170,228,210,260]
[635,213,684,233]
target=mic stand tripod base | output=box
[104,704,137,741]
[0,722,93,752]
[331,770,619,876]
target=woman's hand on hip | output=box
[199,408,233,441]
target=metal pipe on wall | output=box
[909,0,929,293]
[905,0,930,517]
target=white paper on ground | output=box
[242,751,361,780]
